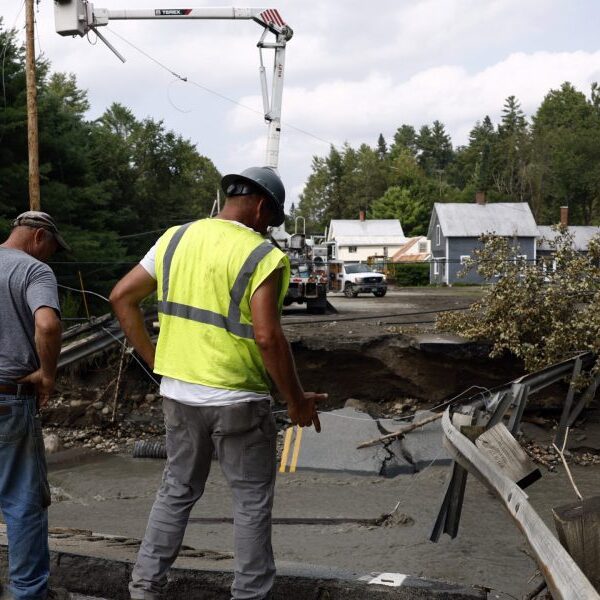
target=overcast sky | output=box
[2,0,600,208]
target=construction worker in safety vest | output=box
[110,166,327,600]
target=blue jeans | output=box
[0,393,50,600]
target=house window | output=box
[460,255,470,265]
[348,246,357,253]
[418,241,428,253]
[434,261,439,275]
[436,225,441,246]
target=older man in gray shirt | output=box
[0,211,68,600]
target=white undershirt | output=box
[140,220,270,407]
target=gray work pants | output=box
[130,398,277,600]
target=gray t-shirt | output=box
[0,247,61,384]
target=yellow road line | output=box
[289,427,303,473]
[279,427,294,473]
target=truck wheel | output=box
[344,283,358,298]
[373,289,387,297]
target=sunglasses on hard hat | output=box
[226,183,257,197]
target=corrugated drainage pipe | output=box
[133,440,166,459]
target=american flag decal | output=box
[259,8,286,27]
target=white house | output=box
[327,216,406,262]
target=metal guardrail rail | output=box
[441,410,599,600]
[432,353,600,599]
[58,309,157,370]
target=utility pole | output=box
[25,0,41,210]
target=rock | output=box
[92,435,103,444]
[92,401,104,410]
[44,433,61,454]
[102,406,110,415]
[70,399,83,408]
[344,398,369,412]
[145,394,156,403]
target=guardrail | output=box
[58,309,157,370]
[431,353,600,599]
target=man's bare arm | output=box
[251,270,326,431]
[110,265,157,369]
[19,307,62,407]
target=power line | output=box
[103,27,335,148]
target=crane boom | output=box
[54,1,292,168]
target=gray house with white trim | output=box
[427,201,538,285]
[537,225,600,258]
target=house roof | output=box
[328,219,405,243]
[538,226,600,251]
[335,238,406,247]
[431,203,538,238]
[391,236,431,262]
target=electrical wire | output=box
[283,305,471,326]
[100,324,162,387]
[103,27,335,148]
[34,8,42,61]
[57,283,110,303]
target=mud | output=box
[8,286,597,599]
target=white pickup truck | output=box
[340,263,387,298]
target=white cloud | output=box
[232,49,600,146]
[1,0,599,211]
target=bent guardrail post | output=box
[555,356,583,448]
[441,408,599,600]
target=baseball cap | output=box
[12,211,71,252]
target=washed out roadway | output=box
[31,452,600,598]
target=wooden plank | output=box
[553,496,600,591]
[356,412,442,449]
[476,423,541,489]
[442,409,599,600]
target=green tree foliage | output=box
[437,228,600,372]
[370,187,430,237]
[0,21,220,312]
[530,83,600,225]
[416,120,454,176]
[298,83,600,236]
[297,142,388,231]
[390,124,418,158]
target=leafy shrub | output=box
[391,263,430,286]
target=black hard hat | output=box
[221,166,285,227]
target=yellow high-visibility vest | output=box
[154,219,290,393]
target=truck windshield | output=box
[345,264,373,274]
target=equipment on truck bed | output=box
[282,225,328,314]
